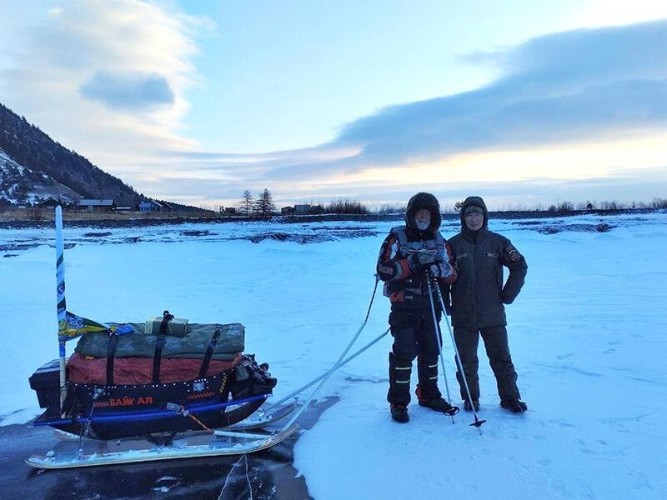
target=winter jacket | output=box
[448,196,527,328]
[377,192,456,304]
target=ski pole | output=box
[424,270,455,422]
[431,276,486,431]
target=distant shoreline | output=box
[0,207,660,230]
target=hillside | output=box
[0,102,141,206]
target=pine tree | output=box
[254,188,275,217]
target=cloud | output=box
[80,71,175,110]
[125,17,667,209]
[257,20,667,182]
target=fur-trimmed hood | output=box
[405,192,441,232]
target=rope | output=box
[271,276,382,431]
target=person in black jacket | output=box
[376,192,459,423]
[448,196,528,413]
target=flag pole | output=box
[55,206,68,413]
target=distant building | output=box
[36,198,61,208]
[138,200,163,212]
[294,204,311,215]
[281,206,294,215]
[78,199,116,212]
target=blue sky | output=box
[1,1,666,210]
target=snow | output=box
[1,212,666,498]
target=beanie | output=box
[464,205,484,217]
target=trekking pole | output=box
[431,276,486,431]
[424,270,455,423]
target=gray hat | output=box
[464,205,484,217]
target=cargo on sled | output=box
[29,312,277,440]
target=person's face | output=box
[414,209,431,231]
[464,212,484,231]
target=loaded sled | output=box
[29,315,278,440]
[26,208,297,469]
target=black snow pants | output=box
[453,325,520,402]
[387,299,442,406]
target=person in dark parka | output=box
[447,196,528,413]
[376,192,459,423]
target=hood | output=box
[459,195,488,229]
[405,192,441,232]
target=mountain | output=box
[0,102,141,207]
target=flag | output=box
[58,311,108,341]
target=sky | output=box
[1,0,666,211]
[1,212,666,497]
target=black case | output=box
[29,359,61,409]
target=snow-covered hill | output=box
[0,148,80,206]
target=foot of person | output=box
[464,399,480,412]
[418,397,459,416]
[500,399,527,413]
[390,404,409,423]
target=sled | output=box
[29,345,277,440]
[26,206,296,469]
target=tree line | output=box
[221,189,667,217]
[220,190,372,216]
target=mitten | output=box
[428,261,454,279]
[407,251,440,272]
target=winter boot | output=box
[418,397,459,416]
[464,399,480,412]
[390,404,409,423]
[500,399,527,413]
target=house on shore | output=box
[138,200,163,212]
[78,199,116,212]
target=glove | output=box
[407,251,441,272]
[428,262,453,279]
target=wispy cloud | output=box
[249,20,667,182]
[158,21,667,204]
[164,17,667,205]
[316,21,667,168]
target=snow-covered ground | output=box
[1,211,666,499]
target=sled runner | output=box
[26,422,300,470]
[26,207,297,469]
